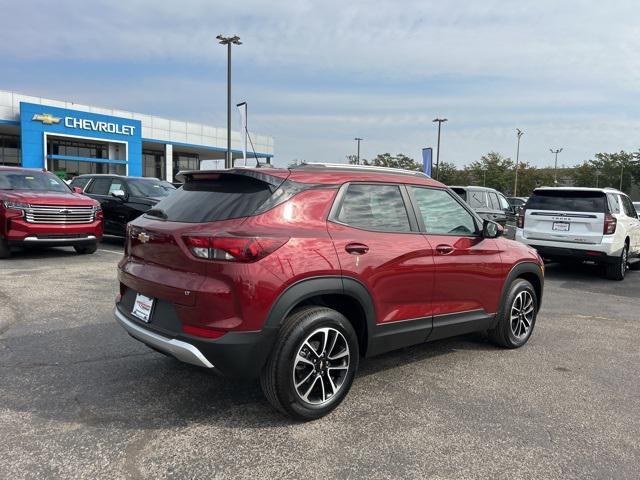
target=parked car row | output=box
[0,167,176,258]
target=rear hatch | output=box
[127,169,288,271]
[522,189,606,244]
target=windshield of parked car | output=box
[0,171,70,192]
[127,179,176,198]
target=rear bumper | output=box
[115,307,216,369]
[113,304,277,378]
[528,244,622,264]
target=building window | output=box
[47,138,108,159]
[143,150,165,179]
[0,134,21,166]
[50,159,125,180]
[173,152,199,181]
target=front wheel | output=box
[605,246,627,280]
[489,279,538,348]
[74,242,98,255]
[260,306,359,421]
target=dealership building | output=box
[0,89,274,181]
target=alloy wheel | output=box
[510,290,534,340]
[292,327,350,405]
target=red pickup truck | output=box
[0,166,103,258]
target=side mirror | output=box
[482,219,503,238]
[72,187,83,194]
[111,189,127,200]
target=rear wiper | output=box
[146,208,168,219]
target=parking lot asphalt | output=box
[1,241,639,480]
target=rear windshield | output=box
[149,174,274,223]
[451,188,466,201]
[527,190,606,213]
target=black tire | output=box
[605,245,627,281]
[260,306,359,421]
[74,242,98,255]
[488,279,538,348]
[0,237,10,259]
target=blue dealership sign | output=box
[20,102,142,175]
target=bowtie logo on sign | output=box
[32,113,61,125]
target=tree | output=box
[346,154,361,165]
[571,151,639,193]
[362,153,423,171]
[465,152,515,193]
[437,161,470,185]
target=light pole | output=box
[620,163,624,191]
[354,137,363,165]
[217,34,242,169]
[595,170,600,188]
[550,148,563,184]
[432,118,448,180]
[513,128,524,196]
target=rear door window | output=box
[336,183,411,232]
[151,173,275,223]
[527,190,606,212]
[468,190,488,208]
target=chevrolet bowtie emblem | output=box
[32,113,62,125]
[137,232,150,243]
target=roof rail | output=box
[292,162,430,178]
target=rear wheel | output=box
[260,306,359,421]
[605,245,627,281]
[489,279,537,348]
[74,242,98,255]
[0,237,10,259]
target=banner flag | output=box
[236,102,247,165]
[422,148,433,177]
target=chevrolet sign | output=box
[64,117,136,136]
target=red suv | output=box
[114,164,544,420]
[0,166,103,258]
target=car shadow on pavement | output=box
[0,322,498,428]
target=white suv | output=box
[515,187,640,280]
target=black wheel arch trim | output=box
[495,261,544,327]
[264,275,376,331]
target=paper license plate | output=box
[132,293,154,323]
[552,222,570,232]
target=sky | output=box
[1,0,639,169]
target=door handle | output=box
[345,243,369,255]
[435,244,455,255]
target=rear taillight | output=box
[517,209,525,229]
[182,235,288,262]
[604,214,617,235]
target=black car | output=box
[450,186,517,239]
[70,175,176,236]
